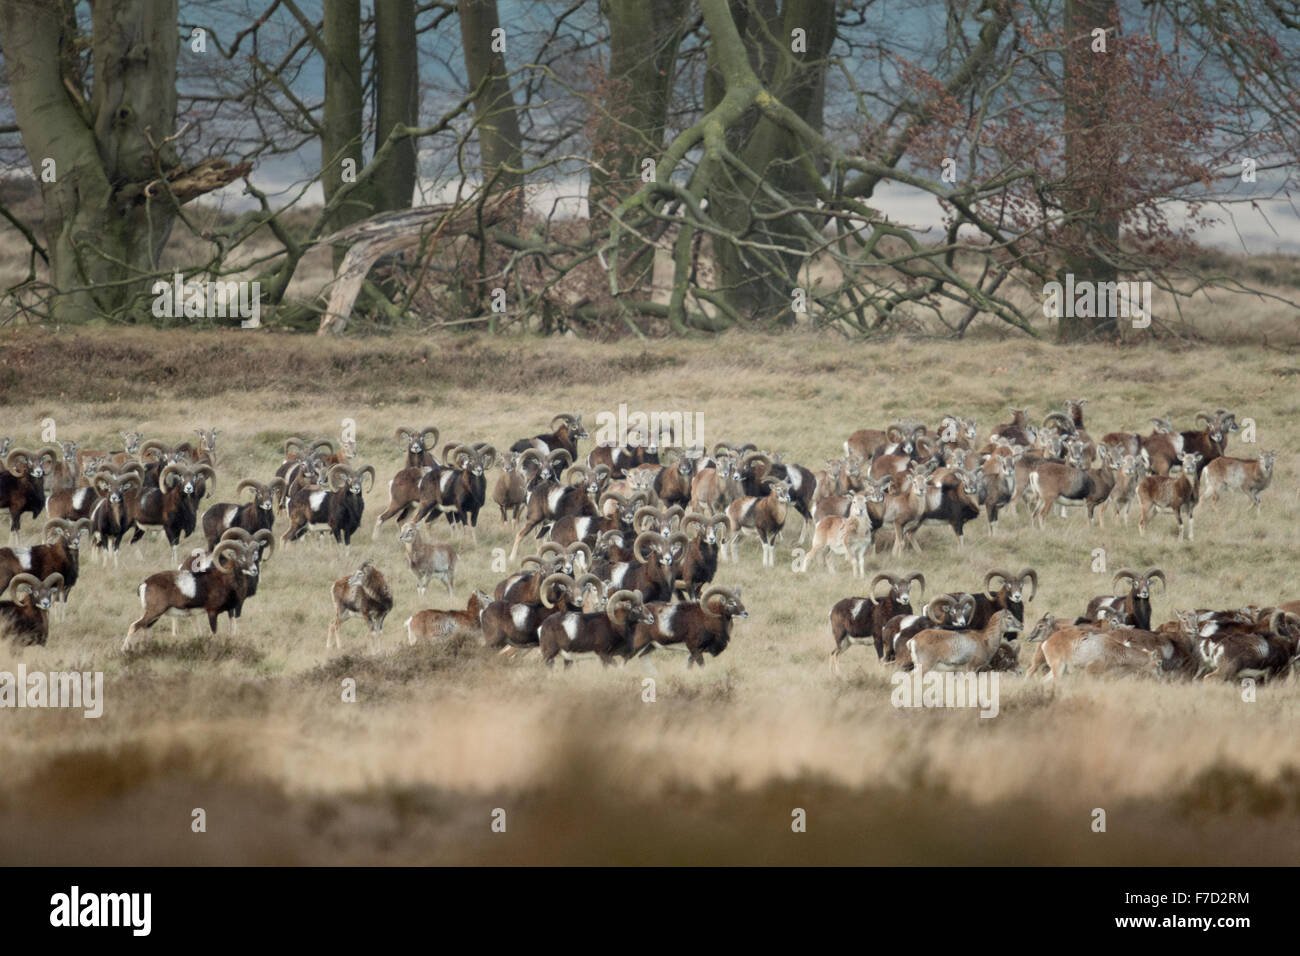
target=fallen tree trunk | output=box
[316,187,520,334]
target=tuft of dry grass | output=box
[1,328,1300,863]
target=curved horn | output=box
[42,517,73,542]
[138,439,171,462]
[283,436,309,457]
[700,585,733,616]
[575,573,607,602]
[355,464,376,492]
[903,571,926,596]
[871,572,900,597]
[160,462,185,489]
[960,593,977,618]
[605,588,643,624]
[4,448,33,474]
[445,443,470,468]
[540,572,575,609]
[537,541,567,561]
[252,529,275,562]
[984,568,1012,596]
[236,478,265,500]
[927,594,955,623]
[327,464,351,491]
[1143,568,1166,591]
[633,531,665,564]
[7,572,43,599]
[212,540,244,571]
[598,491,629,511]
[633,506,662,531]
[566,541,593,567]
[1111,568,1140,591]
[192,463,217,491]
[1016,568,1038,601]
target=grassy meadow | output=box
[1,327,1300,864]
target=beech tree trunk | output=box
[589,0,688,215]
[1059,0,1121,342]
[0,0,179,323]
[322,0,372,254]
[459,0,523,194]
[374,0,419,212]
[704,0,837,324]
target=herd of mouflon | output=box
[1,405,1293,683]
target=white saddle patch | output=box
[176,572,198,599]
[657,605,678,637]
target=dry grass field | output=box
[2,327,1300,864]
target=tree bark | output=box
[589,0,688,216]
[704,0,837,324]
[374,0,419,212]
[0,0,179,323]
[1059,0,1120,342]
[458,0,523,196]
[322,0,371,249]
